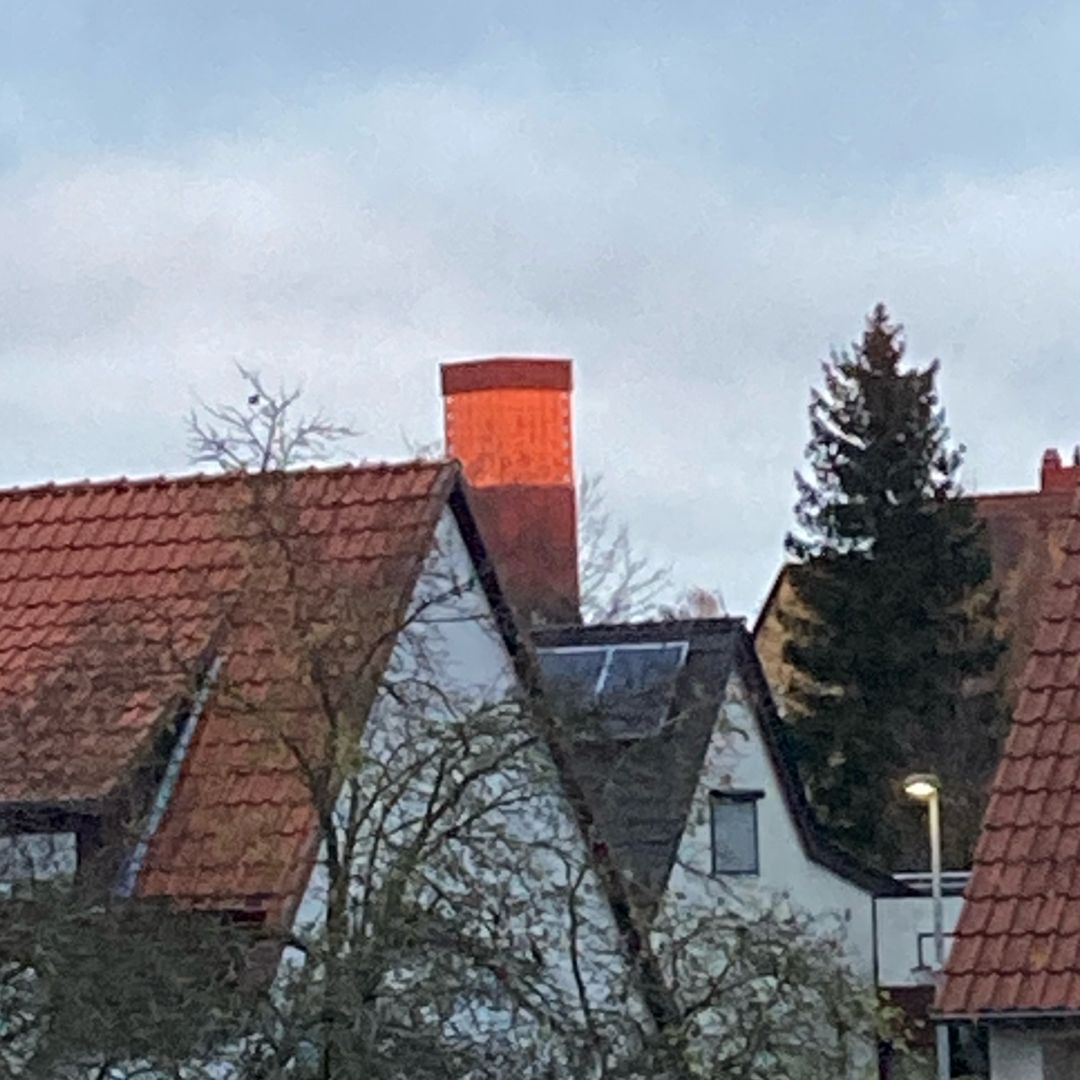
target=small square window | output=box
[0,831,77,888]
[710,792,761,876]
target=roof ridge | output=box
[537,616,746,634]
[975,488,1078,504]
[0,458,455,502]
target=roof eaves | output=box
[0,797,105,818]
[445,469,531,673]
[934,1007,1080,1026]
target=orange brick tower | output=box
[441,357,580,624]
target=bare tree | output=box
[658,586,728,621]
[577,474,674,624]
[642,887,918,1079]
[187,364,357,472]
[0,465,648,1078]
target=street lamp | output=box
[903,773,949,1080]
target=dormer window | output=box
[537,641,689,738]
[710,791,761,876]
[0,831,77,896]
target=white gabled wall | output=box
[287,507,644,1062]
[662,661,969,1009]
[662,669,875,978]
[875,893,964,986]
[289,507,528,939]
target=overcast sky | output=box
[2,3,1078,617]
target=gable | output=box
[662,667,877,978]
[283,505,646,1049]
[535,620,898,926]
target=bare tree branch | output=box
[186,364,358,473]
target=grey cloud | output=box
[1,83,1078,618]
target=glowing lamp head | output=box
[903,773,941,802]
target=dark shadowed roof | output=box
[940,487,1080,1018]
[533,619,901,917]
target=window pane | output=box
[711,796,758,875]
[602,644,685,696]
[0,831,77,883]
[537,648,606,699]
[599,644,685,736]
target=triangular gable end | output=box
[282,494,649,1054]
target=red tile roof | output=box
[940,486,1080,1016]
[0,461,458,924]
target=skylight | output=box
[537,641,689,737]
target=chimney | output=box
[1040,448,1080,493]
[441,357,580,624]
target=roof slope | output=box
[0,462,457,922]
[753,486,1075,872]
[535,621,736,912]
[755,487,1075,714]
[940,486,1080,1016]
[534,620,898,916]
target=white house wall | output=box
[874,893,964,987]
[290,507,530,939]
[288,508,645,1065]
[989,1029,1080,1080]
[661,670,875,979]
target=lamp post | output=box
[903,773,948,1080]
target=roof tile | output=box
[0,461,456,924]
[941,487,1080,1016]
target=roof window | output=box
[537,641,688,737]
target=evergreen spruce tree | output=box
[781,304,1003,870]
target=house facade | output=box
[534,618,961,1073]
[0,353,982,1076]
[0,459,646,1075]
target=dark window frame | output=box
[709,789,763,877]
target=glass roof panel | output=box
[600,643,688,737]
[536,647,606,700]
[538,641,689,738]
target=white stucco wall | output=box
[289,507,525,937]
[663,670,876,978]
[874,893,964,987]
[287,507,645,1064]
[990,1029,1049,1079]
[990,1030,1080,1080]
[662,669,967,993]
